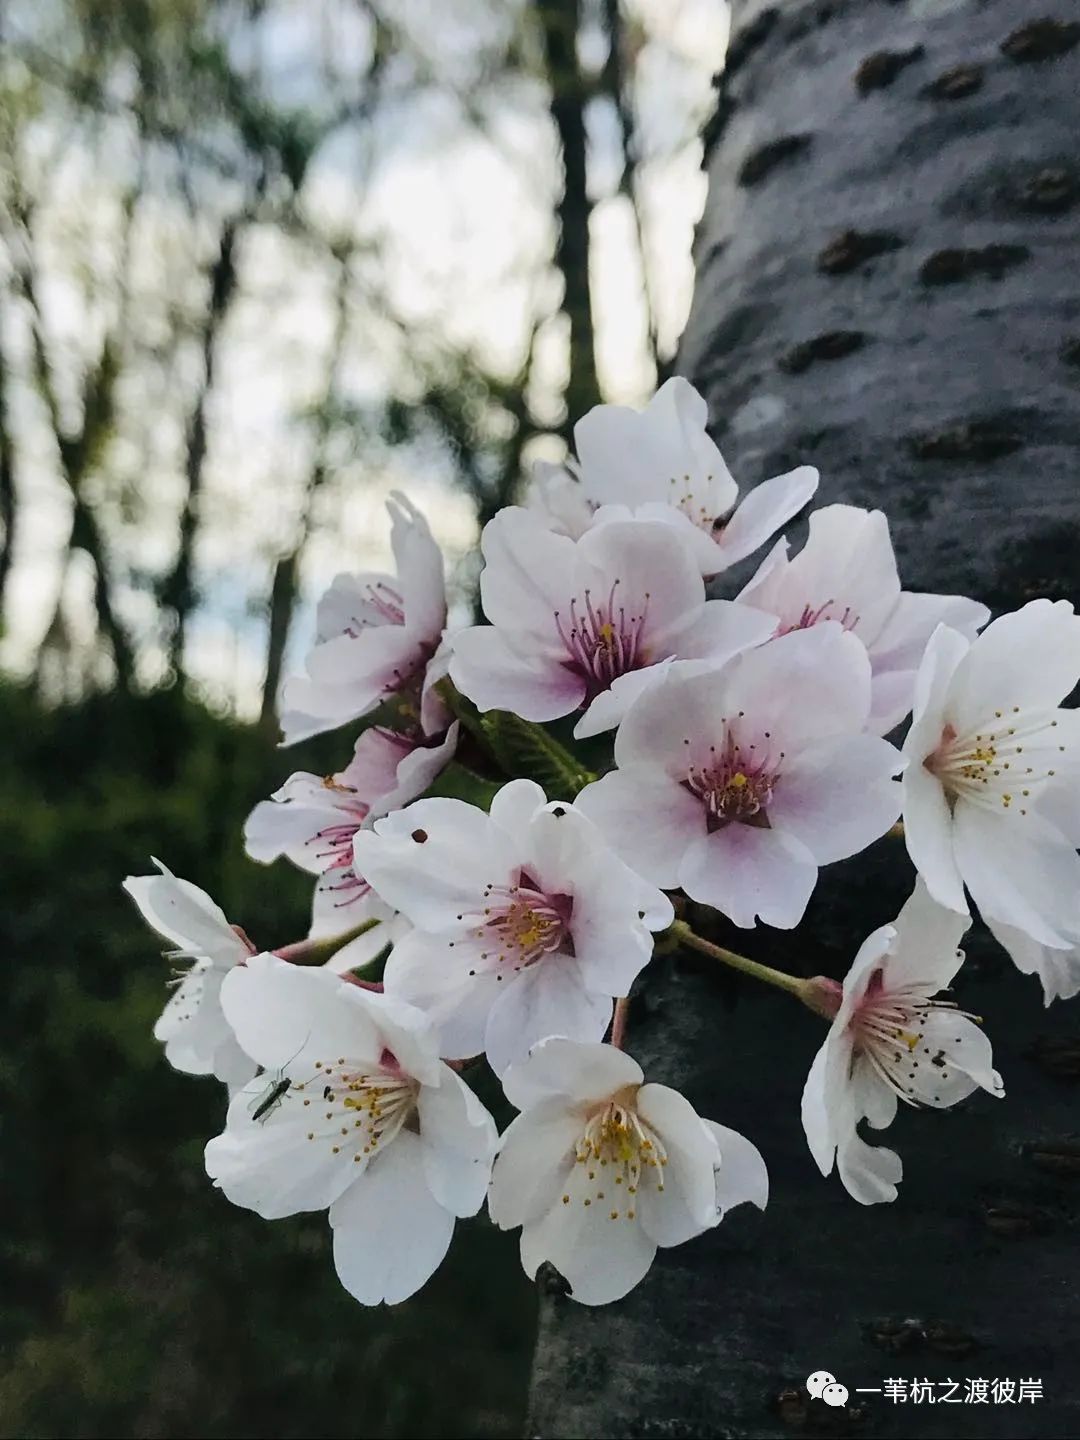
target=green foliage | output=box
[481,710,596,800]
[0,684,533,1439]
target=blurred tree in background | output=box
[0,2,725,1435]
[0,0,722,717]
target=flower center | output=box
[293,1055,419,1162]
[684,728,783,829]
[346,581,406,632]
[667,472,717,532]
[849,971,971,1106]
[776,598,861,635]
[926,710,1064,814]
[467,880,572,974]
[554,581,650,696]
[560,1096,668,1222]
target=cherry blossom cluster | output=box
[125,378,1080,1308]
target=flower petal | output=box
[711,465,818,571]
[489,1101,583,1228]
[501,1036,643,1111]
[484,956,614,1076]
[769,734,902,864]
[417,1064,497,1217]
[575,767,702,887]
[679,825,818,930]
[330,1131,455,1304]
[704,1121,770,1216]
[124,863,248,969]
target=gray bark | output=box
[527,2,1080,1436]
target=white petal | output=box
[948,599,1080,734]
[123,864,247,968]
[575,768,702,887]
[636,1084,721,1228]
[909,1011,1003,1107]
[884,879,969,993]
[205,1082,358,1219]
[800,1032,849,1176]
[501,1037,643,1111]
[519,1186,657,1305]
[449,625,586,721]
[489,1102,583,1228]
[836,1131,903,1205]
[219,954,380,1073]
[578,518,707,641]
[723,624,872,750]
[381,929,498,1062]
[489,778,549,853]
[954,804,1080,947]
[574,376,736,518]
[573,664,672,739]
[387,491,446,641]
[367,723,460,821]
[849,1054,898,1130]
[476,506,584,638]
[983,914,1080,1005]
[417,1065,498,1217]
[769,734,902,864]
[901,758,967,914]
[484,958,614,1076]
[711,466,818,571]
[354,798,514,929]
[663,596,779,666]
[330,1132,455,1305]
[704,1121,770,1216]
[679,825,818,929]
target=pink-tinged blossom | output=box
[737,505,989,734]
[352,780,674,1074]
[524,459,595,539]
[571,376,818,577]
[802,881,1003,1206]
[488,1038,768,1305]
[449,507,776,739]
[123,861,257,1090]
[280,494,447,745]
[901,601,1080,949]
[577,625,903,929]
[244,725,458,971]
[205,955,497,1306]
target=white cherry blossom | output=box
[902,601,1080,947]
[577,625,903,929]
[124,861,257,1089]
[280,493,448,745]
[352,779,674,1074]
[524,459,595,539]
[205,954,497,1306]
[801,881,1004,1205]
[571,376,818,577]
[449,507,776,739]
[737,505,988,733]
[244,724,458,971]
[488,1038,768,1305]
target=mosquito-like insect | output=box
[247,1034,311,1124]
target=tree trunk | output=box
[527,2,1080,1436]
[537,0,602,432]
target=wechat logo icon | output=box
[806,1371,849,1408]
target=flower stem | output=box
[669,920,812,1004]
[609,996,630,1050]
[274,916,382,968]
